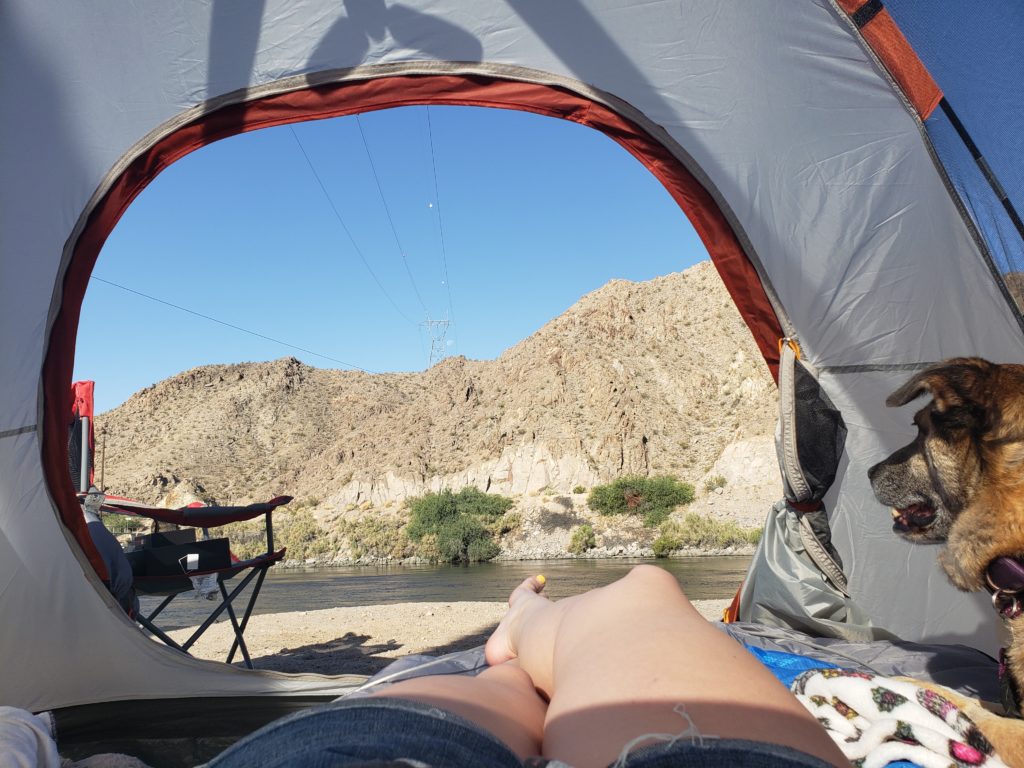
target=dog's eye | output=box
[931,405,975,432]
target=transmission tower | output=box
[423,318,452,367]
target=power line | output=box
[89,276,377,372]
[288,125,418,325]
[355,114,430,316]
[425,107,459,353]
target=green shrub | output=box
[414,532,441,562]
[220,517,269,560]
[278,508,333,560]
[406,490,458,541]
[452,486,515,517]
[223,508,333,561]
[652,532,681,558]
[568,524,596,555]
[572,485,586,495]
[490,511,521,536]
[588,475,695,527]
[407,487,512,564]
[652,513,762,556]
[338,515,412,560]
[466,536,501,563]
[434,515,497,563]
[704,475,727,492]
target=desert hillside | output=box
[96,261,780,541]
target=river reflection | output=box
[142,556,750,630]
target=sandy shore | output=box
[169,599,731,676]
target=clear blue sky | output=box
[74,105,707,413]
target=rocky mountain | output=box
[96,261,779,525]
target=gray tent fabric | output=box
[343,652,491,699]
[738,501,895,642]
[739,341,881,640]
[3,0,1024,713]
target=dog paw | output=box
[939,546,985,592]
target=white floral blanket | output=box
[793,669,1008,768]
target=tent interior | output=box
[2,0,1023,764]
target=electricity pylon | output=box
[423,318,451,368]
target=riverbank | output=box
[267,487,768,566]
[279,545,757,568]
[278,548,753,569]
[168,598,731,676]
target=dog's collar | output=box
[985,556,1024,620]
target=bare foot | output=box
[484,575,548,667]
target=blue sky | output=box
[74,105,707,413]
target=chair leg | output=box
[227,567,270,665]
[138,594,185,650]
[180,569,260,653]
[219,578,253,669]
[145,593,177,623]
[136,612,186,652]
[137,557,280,668]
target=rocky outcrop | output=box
[96,261,779,527]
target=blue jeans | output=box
[207,697,835,768]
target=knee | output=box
[625,564,688,597]
[482,661,535,689]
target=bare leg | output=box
[369,661,546,760]
[487,565,850,767]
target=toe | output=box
[509,574,546,606]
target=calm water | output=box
[143,556,750,630]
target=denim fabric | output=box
[206,698,523,768]
[208,698,836,768]
[609,738,836,767]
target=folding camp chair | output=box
[68,382,291,668]
[98,495,292,669]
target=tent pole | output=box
[939,99,1024,242]
[99,426,106,492]
[80,416,91,493]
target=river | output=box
[142,556,751,630]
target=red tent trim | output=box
[71,380,96,487]
[42,73,784,577]
[837,0,943,120]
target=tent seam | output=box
[819,363,937,374]
[0,425,36,440]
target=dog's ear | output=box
[886,358,994,413]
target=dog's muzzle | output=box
[890,503,938,534]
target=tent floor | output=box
[54,695,338,766]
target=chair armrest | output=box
[101,495,293,528]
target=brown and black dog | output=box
[869,357,1024,741]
